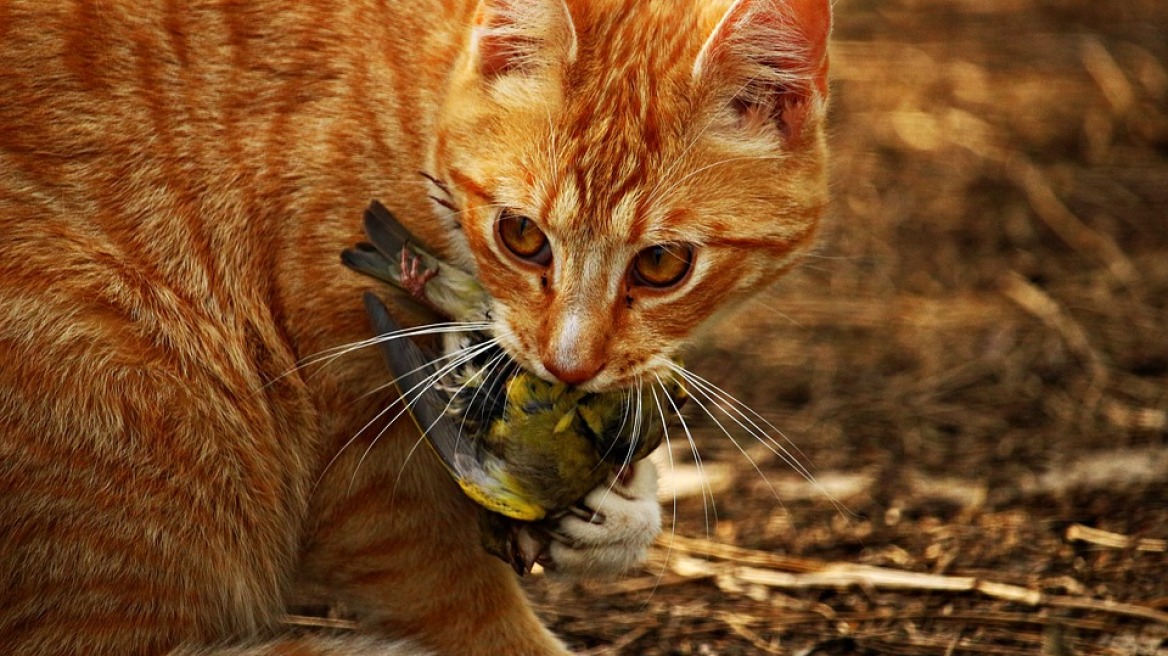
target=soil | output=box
[522,1,1168,653]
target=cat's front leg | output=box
[538,459,661,576]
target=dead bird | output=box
[344,201,685,573]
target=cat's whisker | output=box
[428,201,512,232]
[589,375,644,522]
[673,365,855,524]
[348,338,501,493]
[263,322,491,392]
[618,386,634,437]
[643,378,678,606]
[353,337,499,404]
[746,297,805,328]
[336,329,504,410]
[595,385,635,464]
[672,365,853,519]
[388,343,502,504]
[317,337,498,494]
[667,362,824,493]
[665,366,783,504]
[321,337,499,495]
[430,201,510,220]
[471,354,511,438]
[624,375,645,473]
[452,349,510,467]
[663,361,780,494]
[653,371,716,540]
[303,322,490,374]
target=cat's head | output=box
[432,0,830,391]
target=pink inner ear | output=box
[703,0,832,141]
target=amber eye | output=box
[631,244,694,288]
[497,211,551,266]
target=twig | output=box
[664,533,823,573]
[279,614,359,631]
[1000,269,1110,416]
[717,612,785,654]
[1080,36,1135,115]
[1066,523,1168,553]
[662,538,1168,626]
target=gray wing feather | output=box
[362,292,480,478]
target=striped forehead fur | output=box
[549,1,706,239]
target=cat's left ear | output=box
[694,0,831,143]
[470,0,578,79]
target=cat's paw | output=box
[538,459,661,577]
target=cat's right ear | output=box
[469,0,578,79]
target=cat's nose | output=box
[541,308,609,386]
[542,358,605,386]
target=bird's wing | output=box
[363,292,544,521]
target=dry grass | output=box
[523,0,1168,653]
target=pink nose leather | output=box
[542,359,604,386]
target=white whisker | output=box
[591,375,644,522]
[349,338,501,492]
[654,372,716,540]
[667,362,823,491]
[320,337,498,495]
[453,349,510,465]
[667,367,782,504]
[389,343,502,501]
[263,322,492,392]
[643,379,677,606]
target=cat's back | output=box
[0,2,422,651]
[0,0,338,426]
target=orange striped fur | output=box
[0,0,830,654]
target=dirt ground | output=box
[523,1,1168,653]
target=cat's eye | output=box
[630,244,694,289]
[497,211,551,266]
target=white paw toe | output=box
[541,460,661,577]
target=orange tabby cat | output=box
[0,0,830,654]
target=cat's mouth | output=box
[493,328,674,395]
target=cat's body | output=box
[0,0,830,654]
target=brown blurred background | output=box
[529,1,1168,653]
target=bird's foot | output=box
[399,248,438,302]
[536,459,661,578]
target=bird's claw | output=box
[398,248,438,302]
[503,524,547,577]
[534,460,662,578]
